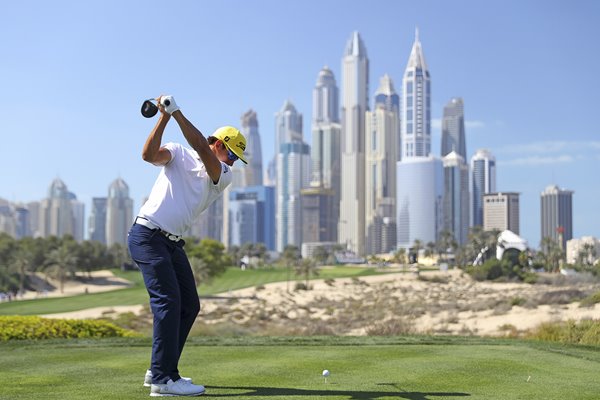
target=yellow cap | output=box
[212,126,247,164]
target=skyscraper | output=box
[311,66,341,241]
[339,31,369,256]
[470,149,496,227]
[401,28,431,158]
[39,178,84,240]
[365,74,400,254]
[441,98,466,159]
[541,185,573,249]
[275,100,310,252]
[396,29,442,249]
[483,192,520,234]
[240,109,263,187]
[443,151,469,245]
[229,186,275,251]
[89,197,107,244]
[106,178,133,247]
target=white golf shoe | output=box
[144,369,193,387]
[150,378,205,397]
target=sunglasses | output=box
[222,142,239,161]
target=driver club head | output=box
[141,99,158,118]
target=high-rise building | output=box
[301,187,336,244]
[240,109,263,187]
[39,178,84,240]
[89,197,107,244]
[310,66,341,241]
[441,98,466,159]
[365,74,400,254]
[15,205,30,239]
[275,100,310,252]
[106,178,133,247]
[277,141,311,252]
[396,156,444,249]
[443,151,469,245]
[541,185,573,249]
[339,31,369,256]
[470,149,496,227]
[229,186,275,251]
[483,192,520,234]
[401,28,431,158]
[396,29,442,249]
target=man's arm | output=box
[141,112,172,166]
[169,109,222,184]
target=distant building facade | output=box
[483,192,520,234]
[540,184,573,249]
[443,151,469,245]
[470,149,496,227]
[106,178,133,247]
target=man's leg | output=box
[128,225,182,384]
[171,244,201,361]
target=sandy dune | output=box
[37,268,600,337]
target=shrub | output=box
[0,316,139,340]
[526,319,600,346]
[580,291,600,308]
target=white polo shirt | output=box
[138,142,232,235]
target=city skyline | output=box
[1,0,599,248]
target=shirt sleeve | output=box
[213,162,233,192]
[161,142,182,166]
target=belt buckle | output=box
[164,232,180,242]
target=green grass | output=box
[0,336,598,399]
[0,266,394,316]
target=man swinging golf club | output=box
[128,95,247,397]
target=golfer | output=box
[127,95,247,397]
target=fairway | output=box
[1,337,598,399]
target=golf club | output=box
[141,97,173,118]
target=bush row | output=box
[526,319,600,346]
[0,316,139,340]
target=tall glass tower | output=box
[443,152,469,245]
[339,31,369,256]
[470,149,496,227]
[310,66,341,242]
[275,100,310,252]
[240,109,263,186]
[365,74,400,254]
[541,185,573,249]
[441,98,466,160]
[106,177,133,246]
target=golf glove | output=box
[160,95,180,114]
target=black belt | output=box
[135,217,182,242]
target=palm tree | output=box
[282,245,301,293]
[295,258,319,288]
[45,243,78,293]
[411,239,423,264]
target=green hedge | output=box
[0,316,139,340]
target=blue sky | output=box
[1,0,598,248]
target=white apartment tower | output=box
[339,31,369,256]
[365,74,400,254]
[396,29,443,249]
[39,178,84,241]
[106,178,133,247]
[470,149,496,227]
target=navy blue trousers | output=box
[127,223,200,384]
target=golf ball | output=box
[322,369,330,377]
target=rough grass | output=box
[0,336,599,400]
